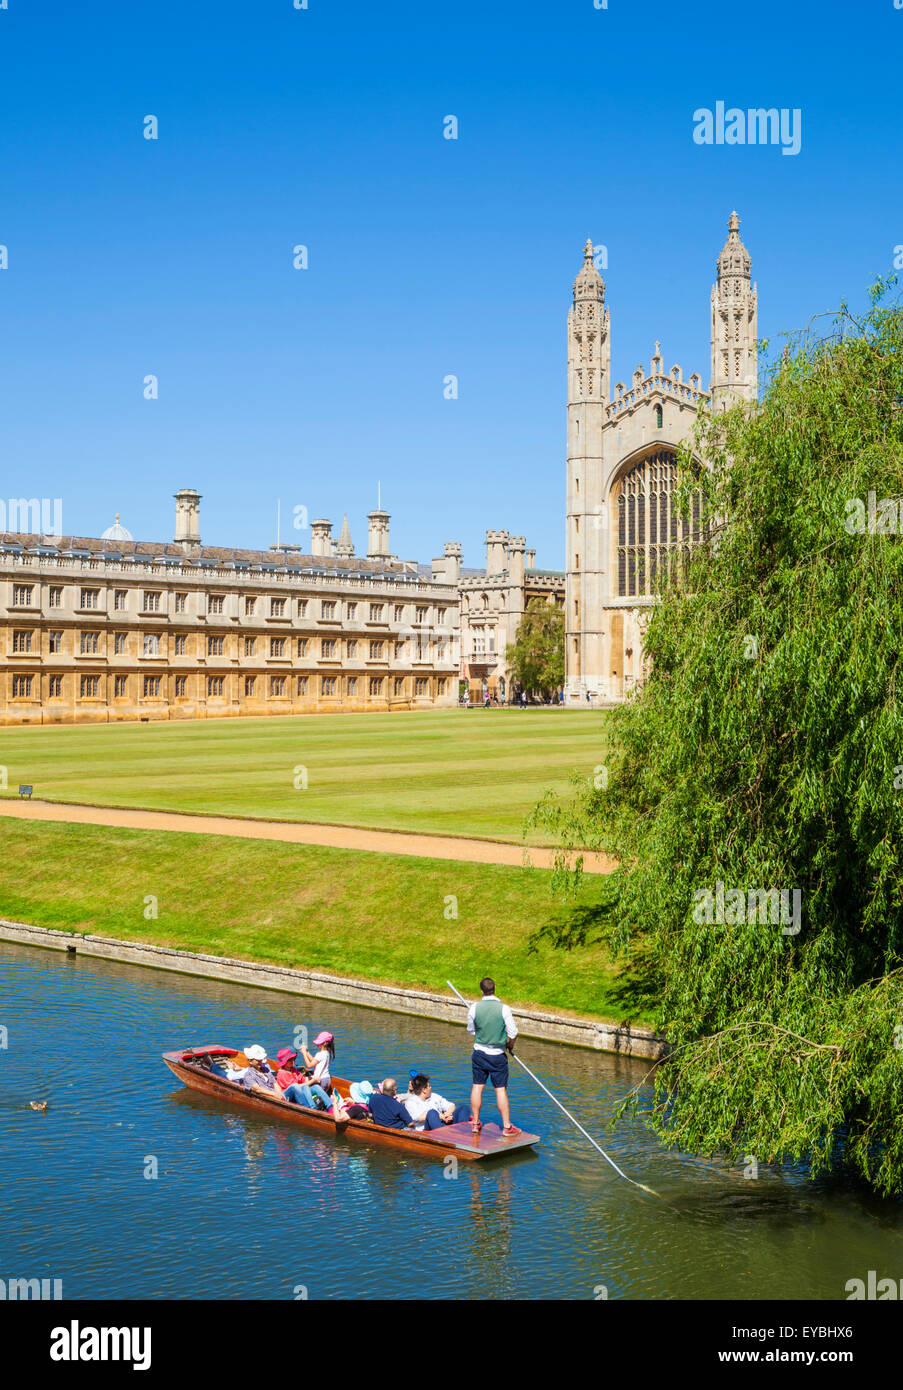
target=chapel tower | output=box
[565,239,610,699]
[710,211,757,409]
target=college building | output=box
[2,213,755,723]
[0,491,463,725]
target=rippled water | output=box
[1,941,901,1300]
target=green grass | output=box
[0,709,607,843]
[0,819,647,1025]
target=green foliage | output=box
[506,599,565,698]
[532,286,903,1194]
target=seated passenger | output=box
[274,1047,306,1089]
[402,1068,422,1103]
[345,1080,375,1120]
[241,1045,283,1099]
[207,1050,248,1080]
[368,1078,415,1129]
[404,1074,471,1130]
[276,1045,332,1110]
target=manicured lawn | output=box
[0,820,645,1025]
[0,709,607,843]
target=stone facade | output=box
[0,493,461,725]
[460,530,564,702]
[564,213,758,704]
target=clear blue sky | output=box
[1,0,900,570]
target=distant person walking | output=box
[467,977,520,1136]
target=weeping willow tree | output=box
[533,283,903,1195]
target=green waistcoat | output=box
[473,997,507,1048]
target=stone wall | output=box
[0,918,667,1061]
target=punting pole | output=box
[446,980,661,1198]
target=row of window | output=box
[10,674,446,700]
[9,630,449,660]
[10,585,448,625]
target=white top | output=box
[403,1091,452,1130]
[309,1049,331,1087]
[467,996,518,1056]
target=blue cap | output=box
[409,1068,420,1080]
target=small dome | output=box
[101,513,133,543]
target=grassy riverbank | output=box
[0,820,644,1024]
[0,708,607,843]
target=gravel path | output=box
[0,798,614,873]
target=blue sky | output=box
[1,0,900,569]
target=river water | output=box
[1,941,900,1300]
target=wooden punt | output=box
[162,1045,540,1162]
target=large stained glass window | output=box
[616,450,703,597]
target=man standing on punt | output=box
[467,977,520,1137]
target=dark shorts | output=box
[471,1049,509,1089]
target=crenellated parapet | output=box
[607,350,708,422]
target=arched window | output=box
[614,450,705,598]
[655,404,663,429]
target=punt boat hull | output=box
[162,1046,540,1162]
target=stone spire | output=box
[334,513,354,557]
[710,210,757,409]
[568,238,610,406]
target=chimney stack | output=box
[311,519,332,557]
[367,508,391,560]
[174,488,201,548]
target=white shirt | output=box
[404,1091,453,1130]
[308,1049,331,1087]
[467,996,518,1056]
